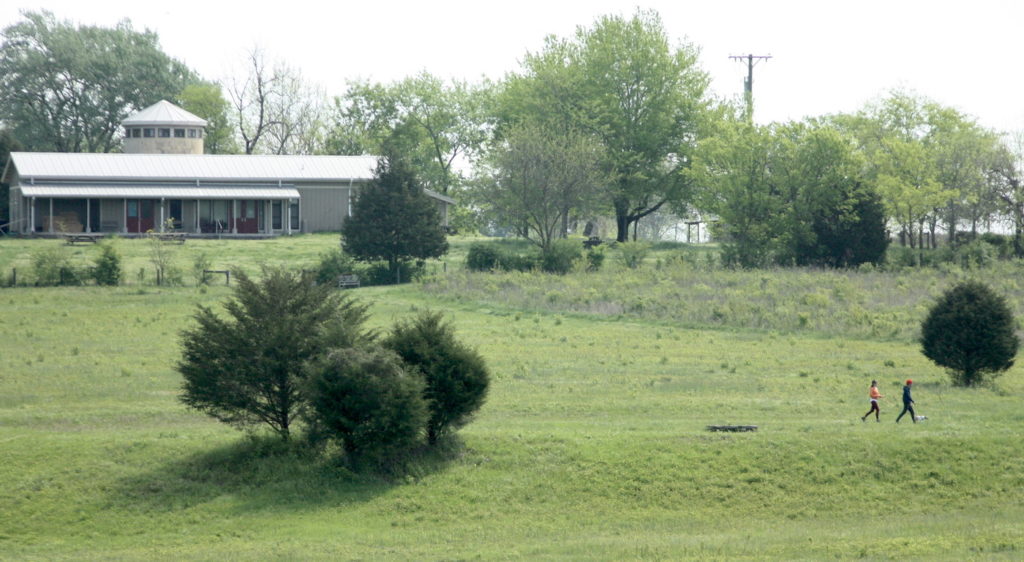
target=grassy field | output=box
[2,236,1023,560]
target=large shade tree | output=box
[0,10,195,153]
[498,10,712,242]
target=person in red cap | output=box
[896,379,916,423]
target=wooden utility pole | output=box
[729,54,772,121]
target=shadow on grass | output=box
[111,433,466,513]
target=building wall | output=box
[296,183,355,232]
[123,137,203,155]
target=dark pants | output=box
[896,402,916,423]
[862,400,880,421]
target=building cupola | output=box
[122,100,207,154]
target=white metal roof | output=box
[11,152,379,182]
[122,100,207,127]
[19,184,300,200]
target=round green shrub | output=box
[92,243,122,286]
[306,347,427,462]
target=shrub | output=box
[30,245,83,286]
[921,281,1019,387]
[315,248,357,285]
[92,242,122,286]
[306,347,427,464]
[177,267,371,440]
[466,242,503,272]
[541,239,582,274]
[360,261,424,286]
[191,251,212,286]
[618,241,650,269]
[585,246,605,272]
[384,311,490,445]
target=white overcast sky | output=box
[2,0,1022,133]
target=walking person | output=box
[861,380,883,422]
[895,379,916,423]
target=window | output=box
[144,128,155,138]
[187,129,197,138]
[158,128,171,138]
[290,202,300,231]
[131,128,141,138]
[174,128,185,138]
[272,201,282,230]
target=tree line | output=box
[3,9,1023,265]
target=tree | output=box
[177,267,370,440]
[499,10,712,242]
[328,73,491,194]
[991,132,1024,257]
[226,46,327,155]
[480,120,606,251]
[384,311,490,445]
[0,11,195,153]
[0,128,22,226]
[341,157,448,283]
[306,347,427,463]
[176,82,238,154]
[921,281,1019,387]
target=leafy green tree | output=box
[921,281,1019,387]
[499,10,712,242]
[177,267,370,440]
[481,120,606,251]
[0,11,195,152]
[176,82,238,154]
[992,132,1024,257]
[0,128,22,225]
[306,347,427,463]
[329,72,490,195]
[384,311,490,445]
[342,157,448,284]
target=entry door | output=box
[126,199,156,233]
[236,200,259,234]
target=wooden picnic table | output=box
[63,234,104,245]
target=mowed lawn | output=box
[2,243,1023,559]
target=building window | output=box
[131,128,141,138]
[187,129,197,138]
[144,128,155,138]
[272,201,282,230]
[174,128,185,138]
[158,128,171,138]
[289,202,299,231]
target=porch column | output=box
[195,199,200,233]
[122,199,128,233]
[231,200,237,234]
[285,199,292,235]
[86,199,91,233]
[48,198,54,233]
[31,197,36,234]
[160,198,166,232]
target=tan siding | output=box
[99,200,123,232]
[296,184,353,232]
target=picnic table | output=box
[64,234,104,245]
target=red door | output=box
[126,200,155,233]
[236,200,259,234]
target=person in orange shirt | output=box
[861,380,883,422]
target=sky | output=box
[2,0,1022,133]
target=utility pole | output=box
[729,54,771,122]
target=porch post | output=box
[86,198,91,233]
[31,197,36,234]
[122,199,128,233]
[231,200,237,234]
[48,198,54,233]
[195,199,200,233]
[160,198,166,231]
[285,199,292,235]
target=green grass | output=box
[1,237,1023,559]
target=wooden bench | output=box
[583,236,603,249]
[706,425,758,432]
[337,274,360,289]
[153,232,186,244]
[64,234,103,245]
[203,269,231,285]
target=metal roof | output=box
[20,184,300,200]
[11,152,379,182]
[122,100,207,127]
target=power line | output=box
[729,54,772,121]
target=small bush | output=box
[92,243,122,286]
[360,261,424,286]
[585,246,605,272]
[541,239,582,274]
[466,243,503,271]
[31,245,83,286]
[618,241,650,269]
[306,347,427,463]
[384,311,490,445]
[315,248,357,285]
[192,252,212,286]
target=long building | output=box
[2,100,453,236]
